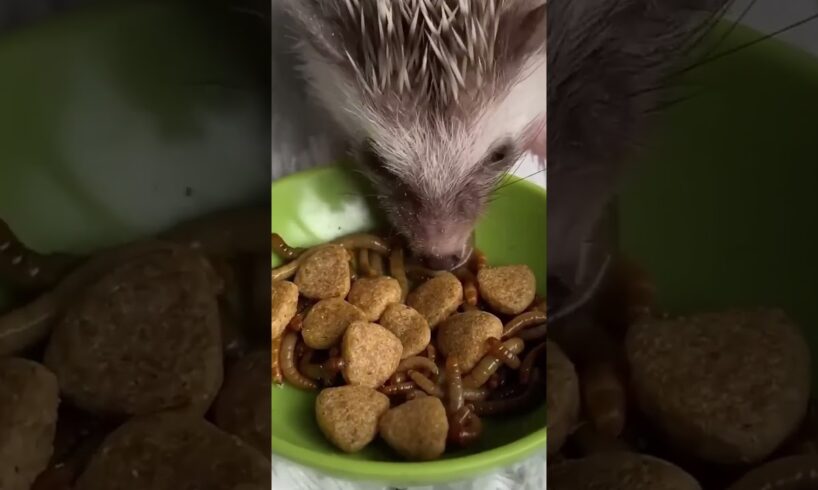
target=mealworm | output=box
[455,267,479,307]
[582,362,627,438]
[473,369,543,416]
[389,247,409,301]
[1,241,179,356]
[503,310,547,338]
[462,338,525,388]
[380,382,417,396]
[271,233,304,260]
[369,250,385,276]
[332,233,390,254]
[397,356,440,376]
[446,357,465,414]
[408,370,444,397]
[298,347,324,381]
[448,405,483,448]
[272,337,283,385]
[358,248,374,277]
[463,387,490,402]
[287,311,304,332]
[470,248,488,273]
[280,332,318,390]
[426,344,437,363]
[488,337,523,369]
[0,218,79,291]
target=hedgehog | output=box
[283,0,547,270]
[546,0,731,283]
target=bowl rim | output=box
[271,163,547,485]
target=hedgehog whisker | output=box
[494,168,545,192]
[693,0,760,63]
[673,12,818,77]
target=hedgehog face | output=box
[286,0,546,269]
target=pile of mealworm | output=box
[271,232,546,460]
[548,257,818,490]
[0,210,272,490]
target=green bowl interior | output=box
[0,0,267,311]
[271,166,546,485]
[0,0,267,252]
[619,26,818,386]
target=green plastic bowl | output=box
[619,24,818,347]
[0,1,268,311]
[270,165,546,486]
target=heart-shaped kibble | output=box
[406,272,463,328]
[379,397,449,461]
[547,341,580,456]
[626,309,811,465]
[271,280,298,339]
[342,322,403,388]
[477,265,536,315]
[348,276,403,321]
[315,386,390,453]
[302,299,366,349]
[436,311,503,372]
[0,358,59,490]
[549,453,701,490]
[294,245,351,300]
[380,303,431,359]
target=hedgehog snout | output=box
[406,220,474,271]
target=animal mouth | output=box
[452,246,473,270]
[458,237,476,268]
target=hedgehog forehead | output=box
[328,0,533,109]
[372,116,477,201]
[373,53,547,172]
[287,0,546,109]
[292,0,546,198]
[299,44,545,198]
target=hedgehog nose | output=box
[420,252,468,271]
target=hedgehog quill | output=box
[283,0,547,271]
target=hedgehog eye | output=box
[489,145,511,163]
[485,141,517,172]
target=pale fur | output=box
[284,0,546,263]
[300,50,545,201]
[287,0,546,203]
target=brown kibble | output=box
[44,247,223,417]
[315,386,390,453]
[302,299,366,349]
[549,453,701,490]
[348,276,402,321]
[212,351,271,457]
[0,358,59,490]
[436,311,503,372]
[271,280,298,339]
[406,272,463,328]
[379,397,448,461]
[380,304,431,359]
[73,412,269,490]
[626,309,811,464]
[547,341,580,456]
[342,322,403,388]
[477,265,536,315]
[726,454,818,490]
[295,245,351,299]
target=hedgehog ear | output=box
[505,0,547,59]
[280,0,346,65]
